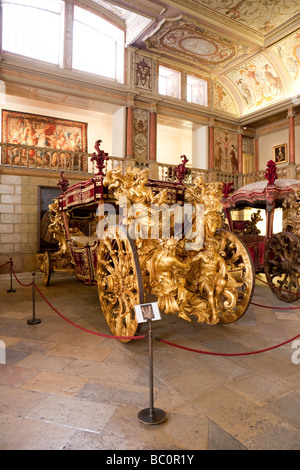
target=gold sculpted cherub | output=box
[187,238,227,324]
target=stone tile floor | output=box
[0,270,300,450]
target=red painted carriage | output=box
[222,160,300,302]
[37,140,255,341]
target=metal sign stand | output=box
[138,319,166,425]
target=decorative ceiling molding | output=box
[170,0,300,36]
[144,17,249,71]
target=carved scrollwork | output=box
[99,167,254,336]
[264,231,300,303]
[97,225,144,342]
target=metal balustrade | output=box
[0,142,298,189]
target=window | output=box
[187,75,207,106]
[243,137,254,154]
[2,0,64,65]
[72,6,124,82]
[158,66,181,99]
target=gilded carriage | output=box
[37,140,255,341]
[222,160,300,303]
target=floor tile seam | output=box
[100,410,211,450]
[23,412,107,434]
[207,418,249,450]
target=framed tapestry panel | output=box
[1,109,88,168]
[273,144,287,164]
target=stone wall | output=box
[0,170,85,273]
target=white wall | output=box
[0,94,115,161]
[112,106,126,158]
[157,124,192,166]
[258,126,289,170]
[192,125,208,169]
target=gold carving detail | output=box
[99,168,253,333]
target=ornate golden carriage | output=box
[222,160,300,303]
[37,141,255,341]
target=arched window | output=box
[72,6,124,82]
[2,0,64,65]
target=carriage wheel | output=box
[41,251,52,286]
[97,225,144,342]
[264,231,300,303]
[214,229,255,324]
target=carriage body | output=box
[222,161,300,303]
[37,144,255,341]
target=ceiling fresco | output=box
[144,18,248,69]
[226,54,286,112]
[2,0,299,119]
[189,0,300,34]
[107,0,300,116]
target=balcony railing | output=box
[0,142,90,173]
[1,142,298,190]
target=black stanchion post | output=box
[27,273,41,325]
[138,319,166,425]
[7,258,16,293]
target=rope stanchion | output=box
[7,258,16,293]
[27,273,41,325]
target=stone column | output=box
[288,108,295,164]
[149,111,156,161]
[238,128,243,173]
[208,120,214,170]
[126,106,133,158]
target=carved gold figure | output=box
[97,167,254,338]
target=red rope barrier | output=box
[0,261,11,269]
[3,258,300,353]
[251,301,300,309]
[34,285,146,341]
[255,275,300,296]
[11,266,33,287]
[157,333,300,356]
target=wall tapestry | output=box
[1,109,88,170]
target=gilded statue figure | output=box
[185,176,223,240]
[99,166,246,328]
[244,210,262,236]
[48,199,69,254]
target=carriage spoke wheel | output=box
[97,225,144,342]
[215,229,255,324]
[264,231,300,303]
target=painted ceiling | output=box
[95,0,300,118]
